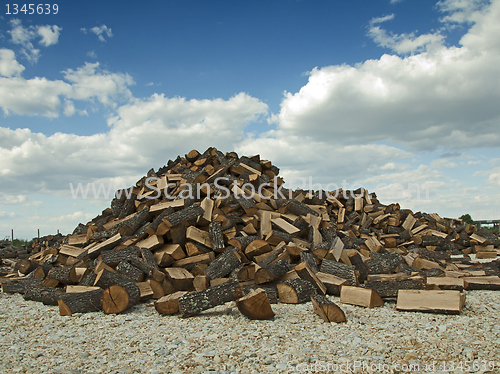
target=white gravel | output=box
[1,290,499,374]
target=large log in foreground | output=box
[178,279,243,317]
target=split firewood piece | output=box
[87,233,122,259]
[93,268,133,289]
[255,259,291,284]
[271,217,300,235]
[286,199,319,217]
[294,262,326,295]
[146,206,175,234]
[323,237,344,262]
[1,278,42,294]
[186,226,212,248]
[236,288,275,320]
[235,195,259,216]
[396,290,466,315]
[164,267,195,291]
[32,264,54,279]
[58,245,87,258]
[340,285,384,308]
[178,279,244,317]
[13,259,39,275]
[147,279,165,299]
[411,257,444,271]
[228,235,260,251]
[320,259,358,286]
[58,288,104,316]
[299,252,319,273]
[364,273,426,298]
[463,276,500,290]
[155,291,188,315]
[265,230,292,246]
[136,281,154,301]
[244,239,272,259]
[197,197,214,225]
[153,244,186,266]
[101,282,141,314]
[193,275,210,291]
[315,272,346,296]
[236,262,260,281]
[311,294,346,323]
[426,277,467,291]
[171,252,215,270]
[209,221,225,252]
[116,260,144,282]
[136,235,164,251]
[346,249,369,283]
[205,247,242,280]
[277,278,317,304]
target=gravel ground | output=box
[1,290,499,374]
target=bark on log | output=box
[311,293,346,323]
[366,251,403,274]
[277,278,317,304]
[209,221,225,252]
[101,282,141,314]
[236,288,275,320]
[23,286,63,306]
[255,259,291,284]
[58,289,104,316]
[204,247,242,280]
[178,279,243,317]
[320,259,358,286]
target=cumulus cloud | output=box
[0,62,134,117]
[0,49,25,77]
[90,25,113,42]
[7,19,61,63]
[272,0,500,153]
[37,25,62,46]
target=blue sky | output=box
[1,0,500,239]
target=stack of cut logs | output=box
[1,147,500,322]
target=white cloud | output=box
[273,0,500,153]
[0,49,25,77]
[7,19,61,63]
[0,62,134,117]
[37,25,62,46]
[0,211,16,219]
[48,211,94,223]
[90,25,113,42]
[87,50,97,58]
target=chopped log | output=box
[14,259,39,275]
[116,260,144,282]
[271,217,300,235]
[93,268,134,289]
[255,259,291,284]
[171,252,215,270]
[320,259,358,286]
[236,288,275,320]
[66,285,101,293]
[193,275,210,291]
[286,199,319,217]
[136,281,154,301]
[277,278,317,304]
[311,294,346,323]
[58,289,104,316]
[164,267,195,291]
[235,195,259,216]
[412,257,444,270]
[299,252,319,273]
[136,235,164,250]
[426,277,467,291]
[257,243,287,266]
[101,282,141,314]
[228,235,260,251]
[294,262,326,295]
[210,277,230,287]
[46,266,77,285]
[186,226,212,248]
[396,290,466,314]
[244,239,272,259]
[99,246,139,266]
[204,247,242,280]
[154,243,186,265]
[316,272,346,296]
[340,285,384,308]
[154,291,188,315]
[163,205,205,228]
[265,230,292,246]
[366,251,403,274]
[324,237,344,262]
[463,276,500,290]
[23,286,63,306]
[2,278,42,294]
[178,278,243,317]
[364,273,426,297]
[209,221,225,252]
[347,249,369,283]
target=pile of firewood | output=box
[1,147,500,322]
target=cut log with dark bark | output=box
[294,262,326,295]
[364,273,426,297]
[14,259,39,275]
[46,265,77,285]
[340,285,384,308]
[235,195,259,216]
[93,268,134,289]
[236,288,275,320]
[366,251,403,274]
[315,272,347,296]
[277,278,317,304]
[209,221,225,253]
[320,259,358,286]
[244,239,272,259]
[255,259,291,284]
[116,260,144,282]
[154,291,188,315]
[204,247,242,280]
[23,286,63,306]
[99,246,139,266]
[171,252,215,270]
[286,199,319,217]
[463,276,500,290]
[58,289,104,316]
[178,278,243,317]
[396,290,466,314]
[347,249,369,283]
[311,294,346,323]
[228,235,260,251]
[193,275,210,291]
[101,282,141,314]
[164,267,195,291]
[299,252,319,273]
[162,205,205,228]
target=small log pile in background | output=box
[1,147,500,321]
